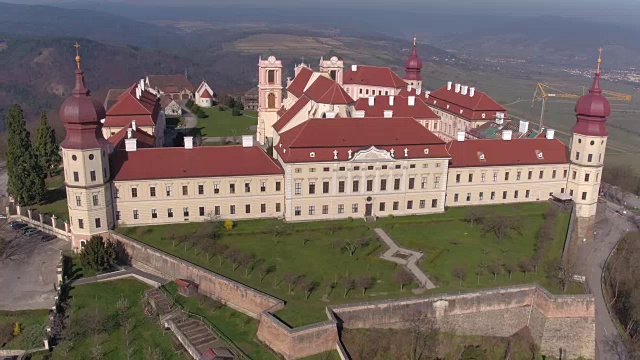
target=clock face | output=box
[268,56,276,64]
[330,56,338,63]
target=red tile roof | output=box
[108,122,156,150]
[110,145,283,181]
[303,75,353,104]
[287,67,314,98]
[147,74,194,93]
[273,95,311,132]
[277,106,287,117]
[343,65,406,88]
[275,117,448,163]
[200,88,212,98]
[104,84,160,127]
[428,85,507,121]
[159,95,175,108]
[354,95,439,119]
[446,138,568,168]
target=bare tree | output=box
[504,262,518,280]
[475,267,484,284]
[256,263,276,283]
[393,269,413,292]
[343,238,370,257]
[116,296,133,360]
[464,208,485,226]
[238,253,255,277]
[482,215,522,241]
[545,257,577,293]
[487,262,501,282]
[212,243,229,266]
[453,265,467,286]
[270,223,290,244]
[519,259,534,279]
[226,249,242,271]
[299,277,319,300]
[342,277,355,298]
[357,276,375,296]
[326,223,340,235]
[284,273,300,294]
[400,312,439,360]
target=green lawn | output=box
[0,310,48,350]
[301,351,342,360]
[164,282,278,359]
[121,202,576,328]
[196,106,257,138]
[31,173,68,221]
[50,279,187,360]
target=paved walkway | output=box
[373,228,436,289]
[72,266,167,288]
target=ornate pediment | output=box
[351,146,395,162]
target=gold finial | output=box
[413,35,416,47]
[74,42,81,69]
[596,47,603,73]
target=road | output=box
[578,201,632,360]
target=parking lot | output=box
[0,219,70,311]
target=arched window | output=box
[268,93,276,109]
[330,70,337,81]
[267,70,275,84]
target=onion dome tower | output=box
[567,48,609,220]
[404,36,424,90]
[60,43,114,251]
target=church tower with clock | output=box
[256,53,283,146]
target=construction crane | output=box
[531,82,632,131]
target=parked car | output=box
[24,228,40,236]
[10,222,27,230]
[40,234,55,242]
[22,226,36,234]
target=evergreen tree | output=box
[5,104,45,205]
[34,112,61,177]
[80,235,117,273]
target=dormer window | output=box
[310,152,316,158]
[478,152,485,161]
[446,104,450,109]
[423,148,429,155]
[482,113,486,119]
[536,150,544,159]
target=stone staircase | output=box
[146,288,175,315]
[174,316,227,355]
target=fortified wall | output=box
[109,232,595,360]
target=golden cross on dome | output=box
[413,35,416,47]
[596,47,603,73]
[74,42,81,69]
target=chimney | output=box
[131,120,137,131]
[135,86,141,99]
[469,87,476,97]
[125,138,137,152]
[351,64,358,72]
[384,110,393,118]
[416,88,422,95]
[408,96,415,106]
[457,131,465,142]
[502,130,513,141]
[127,128,132,139]
[389,96,395,106]
[518,120,529,134]
[496,112,504,125]
[325,111,336,118]
[184,136,194,149]
[447,81,452,91]
[407,84,412,92]
[455,83,461,93]
[368,96,375,106]
[425,90,430,99]
[461,86,468,95]
[242,134,254,147]
[139,79,145,91]
[353,110,365,118]
[546,129,555,140]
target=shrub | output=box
[218,106,226,111]
[12,322,20,337]
[224,220,234,231]
[80,235,117,273]
[231,107,241,116]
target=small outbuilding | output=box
[199,347,234,360]
[175,279,199,297]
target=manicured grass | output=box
[0,310,48,349]
[197,106,257,137]
[164,282,278,359]
[300,351,342,360]
[31,174,68,221]
[66,254,97,280]
[382,202,575,293]
[50,279,186,360]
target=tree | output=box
[238,253,255,277]
[212,243,229,266]
[299,277,319,300]
[393,269,413,292]
[400,312,439,360]
[326,223,340,235]
[357,276,375,296]
[115,296,133,360]
[224,220,233,231]
[33,112,61,177]
[453,265,467,286]
[256,263,276,283]
[342,277,355,298]
[226,249,242,271]
[343,237,369,256]
[545,257,577,292]
[231,107,241,116]
[270,223,290,244]
[5,104,45,205]
[12,322,20,336]
[504,262,518,280]
[519,259,534,279]
[284,273,300,294]
[80,236,117,273]
[464,208,485,226]
[482,215,522,241]
[487,262,501,282]
[475,267,484,284]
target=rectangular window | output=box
[198,184,204,195]
[152,209,158,219]
[454,193,459,202]
[131,188,138,198]
[409,178,415,189]
[433,176,440,189]
[150,186,156,197]
[479,192,484,201]
[481,173,486,182]
[75,196,81,207]
[456,174,461,183]
[468,174,474,183]
[431,199,437,208]
[213,183,219,194]
[323,167,330,172]
[502,191,507,200]
[382,165,388,170]
[352,204,359,213]
[379,202,386,211]
[322,205,328,214]
[295,182,302,195]
[339,166,346,171]
[491,191,496,200]
[215,206,220,216]
[276,181,281,191]
[260,181,266,192]
[309,168,316,173]
[90,170,96,182]
[570,189,574,196]
[309,206,315,215]
[114,188,119,198]
[230,183,236,194]
[539,170,544,179]
[295,206,301,216]
[73,171,79,182]
[338,204,344,214]
[394,178,401,190]
[585,173,590,182]
[92,194,99,206]
[407,200,413,210]
[393,201,399,211]
[576,152,580,161]
[166,186,172,196]
[78,219,84,229]
[466,193,471,201]
[352,180,359,192]
[309,182,316,194]
[323,181,330,194]
[493,172,498,182]
[420,200,427,209]
[563,170,568,178]
[596,172,600,181]
[582,192,587,200]
[381,179,388,191]
[505,172,510,181]
[230,205,236,215]
[395,165,401,169]
[116,211,121,221]
[183,207,189,217]
[528,171,532,180]
[526,190,530,198]
[572,171,577,180]
[552,170,557,179]
[199,207,205,216]
[517,171,521,181]
[421,177,427,189]
[244,182,251,193]
[182,185,188,196]
[367,179,373,192]
[514,190,519,199]
[276,203,281,212]
[261,204,266,213]
[338,181,345,193]
[168,208,173,218]
[133,210,139,220]
[95,218,101,228]
[410,164,416,169]
[367,165,374,170]
[245,204,251,214]
[295,168,302,173]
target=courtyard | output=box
[196,106,258,138]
